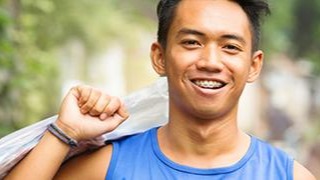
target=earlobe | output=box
[247,50,264,83]
[150,42,166,76]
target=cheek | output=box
[166,49,200,72]
[222,55,251,77]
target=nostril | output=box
[196,58,224,72]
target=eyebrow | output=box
[220,34,247,45]
[176,28,206,37]
[176,28,247,45]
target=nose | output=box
[195,45,224,72]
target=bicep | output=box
[54,144,113,180]
[293,161,316,180]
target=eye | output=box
[223,44,242,54]
[183,40,199,45]
[181,40,202,49]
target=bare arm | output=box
[4,132,70,180]
[294,161,316,180]
[54,144,113,180]
[5,86,128,180]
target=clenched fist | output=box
[55,85,129,142]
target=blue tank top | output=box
[106,127,294,180]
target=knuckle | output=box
[76,84,87,92]
[102,93,111,100]
[80,95,89,102]
[115,97,121,104]
[111,96,121,105]
[91,88,101,94]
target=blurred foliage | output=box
[0,0,319,138]
[0,0,60,136]
[0,0,156,136]
[0,1,319,177]
[262,0,320,74]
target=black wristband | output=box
[47,123,78,148]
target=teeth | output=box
[194,80,224,89]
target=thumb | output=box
[60,88,79,111]
[58,87,82,123]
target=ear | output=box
[150,42,166,76]
[247,50,264,83]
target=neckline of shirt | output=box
[150,127,257,175]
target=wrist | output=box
[55,119,82,141]
[47,123,79,148]
[45,131,71,149]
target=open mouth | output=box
[192,80,227,90]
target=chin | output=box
[190,102,237,121]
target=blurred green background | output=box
[0,0,319,177]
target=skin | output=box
[5,86,128,180]
[151,0,263,168]
[5,0,316,179]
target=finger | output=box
[99,113,108,120]
[101,113,127,132]
[89,94,111,116]
[117,100,129,119]
[100,96,121,118]
[77,85,92,107]
[100,100,129,121]
[100,100,129,120]
[80,90,101,114]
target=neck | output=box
[158,105,251,168]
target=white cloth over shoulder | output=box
[0,77,169,179]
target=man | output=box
[6,0,316,179]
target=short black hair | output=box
[156,0,270,51]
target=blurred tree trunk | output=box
[0,0,22,135]
[9,0,20,21]
[292,0,320,73]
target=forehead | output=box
[171,0,252,40]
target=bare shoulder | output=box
[294,161,316,180]
[54,144,113,180]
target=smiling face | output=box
[151,0,263,121]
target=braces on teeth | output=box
[194,80,223,89]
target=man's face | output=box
[151,0,263,120]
